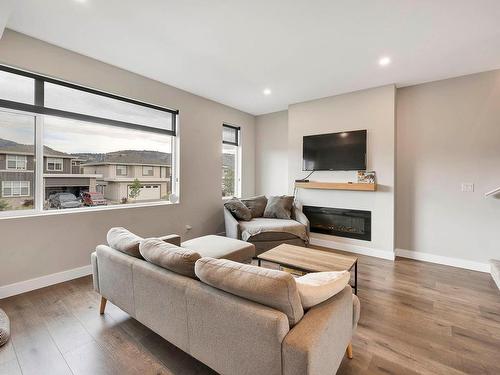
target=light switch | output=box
[461,183,474,192]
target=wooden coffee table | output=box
[257,244,359,294]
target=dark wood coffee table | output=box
[257,244,359,294]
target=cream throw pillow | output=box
[295,271,350,309]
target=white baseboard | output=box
[395,248,490,273]
[0,264,92,299]
[310,237,395,260]
[491,261,500,290]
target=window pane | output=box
[0,70,35,104]
[0,110,36,211]
[43,115,174,210]
[45,83,174,131]
[223,125,238,145]
[222,144,237,197]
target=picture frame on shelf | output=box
[357,171,376,184]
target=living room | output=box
[0,1,499,375]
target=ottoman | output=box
[182,235,255,263]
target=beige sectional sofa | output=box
[91,231,360,375]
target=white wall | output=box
[396,70,500,266]
[0,30,256,289]
[288,86,396,257]
[255,110,289,195]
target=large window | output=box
[0,65,178,216]
[222,124,241,198]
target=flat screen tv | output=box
[303,130,367,171]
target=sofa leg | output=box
[99,296,107,315]
[346,343,353,359]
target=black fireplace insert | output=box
[302,205,371,241]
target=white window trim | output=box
[1,181,30,197]
[6,154,27,170]
[116,164,128,176]
[46,157,63,171]
[142,165,154,176]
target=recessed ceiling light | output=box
[74,0,87,3]
[378,56,391,67]
[263,88,272,96]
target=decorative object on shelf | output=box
[0,308,10,347]
[295,181,376,191]
[357,171,376,184]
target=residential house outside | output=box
[81,150,171,203]
[0,138,102,210]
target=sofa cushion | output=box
[263,196,294,219]
[181,235,255,263]
[224,198,252,221]
[195,257,304,326]
[295,271,351,309]
[107,227,143,258]
[239,218,308,242]
[241,195,267,218]
[140,238,201,278]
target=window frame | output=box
[116,165,128,177]
[222,124,241,198]
[0,65,180,219]
[46,157,63,171]
[142,165,154,176]
[6,154,28,170]
[2,181,30,197]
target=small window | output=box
[222,124,241,198]
[2,181,30,197]
[142,166,154,176]
[116,165,128,176]
[6,155,28,170]
[46,158,63,171]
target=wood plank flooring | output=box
[1,248,499,375]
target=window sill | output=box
[0,200,178,220]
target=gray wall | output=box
[396,69,500,264]
[255,110,289,196]
[255,70,500,266]
[0,30,256,287]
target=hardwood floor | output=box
[1,250,499,375]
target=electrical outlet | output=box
[185,224,192,231]
[461,183,474,192]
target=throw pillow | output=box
[295,271,351,309]
[195,257,304,326]
[107,227,143,258]
[263,195,294,219]
[224,198,252,221]
[241,195,268,218]
[139,238,201,278]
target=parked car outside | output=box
[81,192,107,206]
[49,192,82,209]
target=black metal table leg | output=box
[257,258,261,267]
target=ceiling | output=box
[3,0,500,115]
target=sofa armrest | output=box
[91,251,99,293]
[224,206,241,239]
[158,234,181,247]
[282,286,353,375]
[293,204,310,238]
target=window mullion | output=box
[35,114,44,212]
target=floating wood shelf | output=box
[295,181,377,191]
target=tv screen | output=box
[303,130,367,171]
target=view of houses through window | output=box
[0,67,177,215]
[222,124,240,198]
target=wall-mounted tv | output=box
[303,130,367,171]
